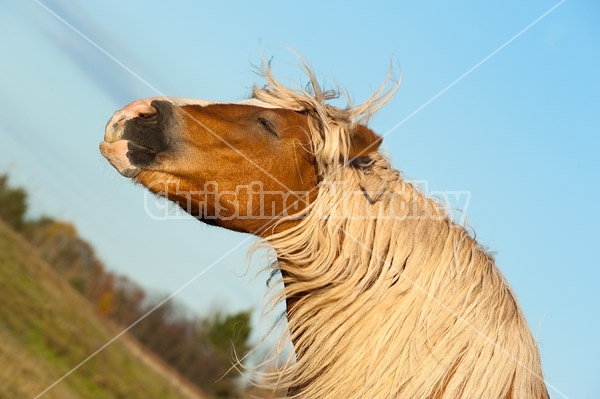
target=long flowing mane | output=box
[251,62,548,398]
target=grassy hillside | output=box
[0,220,206,399]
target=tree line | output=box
[0,174,256,398]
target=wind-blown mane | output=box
[251,63,548,398]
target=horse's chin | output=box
[99,140,141,178]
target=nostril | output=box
[132,103,158,120]
[138,111,156,119]
[138,109,158,121]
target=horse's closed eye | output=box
[258,117,279,137]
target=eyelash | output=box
[258,117,278,136]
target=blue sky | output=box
[1,1,598,397]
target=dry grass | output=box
[0,220,207,399]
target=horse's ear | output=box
[348,124,382,159]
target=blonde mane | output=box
[250,62,548,398]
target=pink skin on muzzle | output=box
[100,99,159,178]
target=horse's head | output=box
[100,96,381,236]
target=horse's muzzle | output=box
[100,98,176,178]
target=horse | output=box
[100,61,549,398]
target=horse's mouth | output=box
[100,140,138,178]
[101,99,176,178]
[99,140,156,178]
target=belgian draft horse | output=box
[100,61,549,398]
